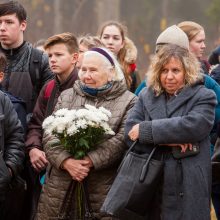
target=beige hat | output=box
[156,25,189,50]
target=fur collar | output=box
[124,37,137,64]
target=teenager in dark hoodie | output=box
[25,32,79,220]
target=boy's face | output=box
[0,13,26,49]
[46,43,78,76]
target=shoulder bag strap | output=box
[117,140,138,172]
[58,180,76,219]
[82,180,97,220]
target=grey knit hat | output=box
[156,25,189,50]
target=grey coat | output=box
[125,83,216,220]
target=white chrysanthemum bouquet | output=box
[42,104,115,159]
[43,104,115,219]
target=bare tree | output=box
[54,0,62,34]
[96,0,120,26]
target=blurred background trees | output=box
[19,0,220,78]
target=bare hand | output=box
[178,143,193,153]
[61,158,90,182]
[128,124,139,141]
[160,143,193,153]
[29,148,48,172]
[83,156,93,168]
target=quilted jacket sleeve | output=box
[87,94,137,170]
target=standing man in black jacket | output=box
[0,1,53,114]
[0,2,53,219]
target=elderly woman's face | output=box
[160,57,185,95]
[79,55,112,88]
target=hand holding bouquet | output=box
[42,104,115,219]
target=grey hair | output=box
[80,47,125,81]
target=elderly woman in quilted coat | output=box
[35,47,137,220]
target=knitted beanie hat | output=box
[156,25,189,50]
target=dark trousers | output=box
[20,160,42,220]
[0,176,26,220]
[212,184,220,220]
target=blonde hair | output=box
[177,21,204,41]
[78,34,104,49]
[147,44,202,96]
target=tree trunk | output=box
[96,0,120,27]
[54,0,62,34]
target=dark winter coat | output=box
[208,46,220,65]
[125,83,216,220]
[35,80,137,220]
[0,41,53,113]
[0,91,25,203]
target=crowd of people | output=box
[0,1,220,220]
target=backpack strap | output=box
[29,48,43,95]
[44,80,55,99]
[44,80,57,117]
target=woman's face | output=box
[189,30,206,59]
[100,25,124,56]
[76,43,88,69]
[79,55,113,88]
[160,57,185,95]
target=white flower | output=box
[98,106,112,117]
[75,109,90,119]
[65,109,77,120]
[75,119,88,129]
[42,115,55,130]
[67,123,78,136]
[54,108,70,117]
[85,104,97,112]
[42,105,114,143]
[101,122,115,135]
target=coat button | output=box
[179,192,184,197]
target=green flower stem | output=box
[76,182,83,219]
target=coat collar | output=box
[55,67,78,91]
[0,41,28,57]
[73,80,128,101]
[144,84,203,119]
